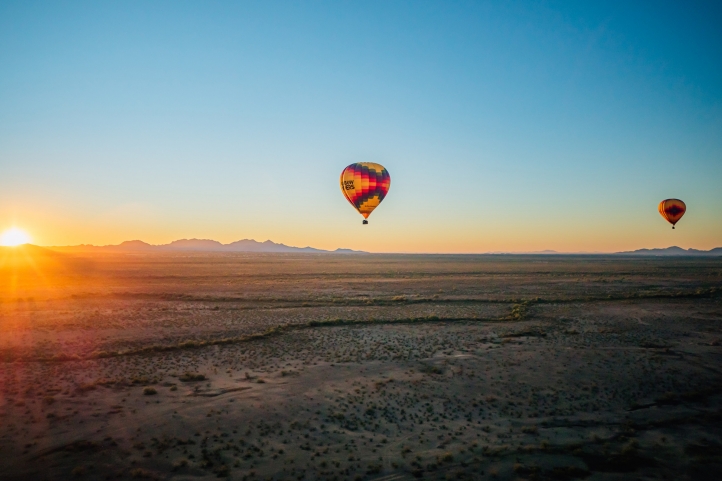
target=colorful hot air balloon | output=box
[340,162,390,224]
[658,199,686,229]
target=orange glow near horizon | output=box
[0,228,32,247]
[3,205,722,253]
[0,242,60,301]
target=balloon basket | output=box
[362,220,368,225]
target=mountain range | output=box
[42,241,722,255]
[616,246,722,256]
[51,239,365,254]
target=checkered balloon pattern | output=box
[340,163,391,219]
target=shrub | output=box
[71,466,87,476]
[621,439,639,456]
[130,468,163,479]
[213,465,230,477]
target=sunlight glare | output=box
[0,227,32,247]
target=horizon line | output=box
[6,241,721,256]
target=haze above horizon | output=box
[1,1,721,253]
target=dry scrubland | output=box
[1,247,721,480]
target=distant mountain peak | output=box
[119,240,151,247]
[112,240,154,250]
[617,246,722,256]
[165,239,225,250]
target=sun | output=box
[0,227,32,247]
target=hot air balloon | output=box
[658,199,686,229]
[340,162,390,224]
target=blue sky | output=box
[1,1,720,252]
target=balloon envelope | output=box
[658,199,686,227]
[340,162,390,219]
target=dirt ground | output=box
[1,248,721,480]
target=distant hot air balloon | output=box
[340,163,390,224]
[658,199,686,229]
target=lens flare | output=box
[0,227,32,246]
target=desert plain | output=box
[1,247,721,480]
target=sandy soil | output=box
[1,250,721,480]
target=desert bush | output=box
[213,465,230,477]
[420,364,443,375]
[513,303,528,318]
[621,439,639,456]
[550,466,590,478]
[77,383,97,392]
[513,463,540,475]
[143,387,158,396]
[71,465,87,476]
[129,468,160,479]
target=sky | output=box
[1,1,720,253]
